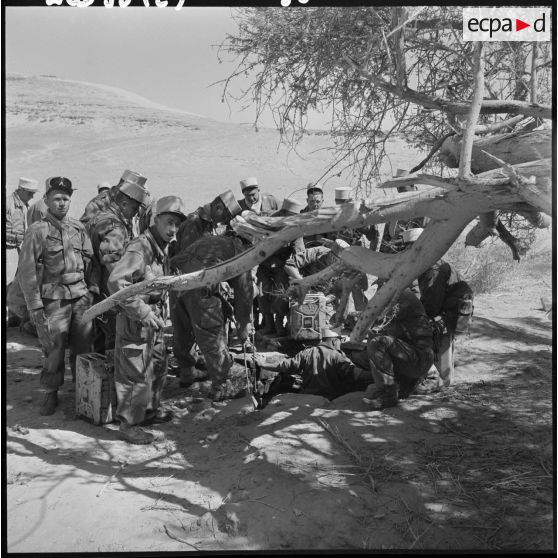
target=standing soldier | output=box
[170,190,242,386]
[107,196,187,445]
[170,233,254,400]
[18,177,95,416]
[6,177,39,326]
[6,178,38,283]
[237,177,279,215]
[88,175,150,353]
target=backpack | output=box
[441,280,474,334]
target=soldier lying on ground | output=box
[253,327,373,400]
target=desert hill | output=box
[5,73,421,216]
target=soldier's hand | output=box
[238,323,255,344]
[31,308,47,327]
[141,311,164,331]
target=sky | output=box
[5,6,329,129]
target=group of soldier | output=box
[5,169,471,445]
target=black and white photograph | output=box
[3,1,554,553]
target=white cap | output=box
[401,228,424,243]
[307,182,323,193]
[240,177,259,191]
[97,181,111,192]
[334,187,352,201]
[18,177,39,192]
[281,198,305,214]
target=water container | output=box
[75,352,117,425]
[289,292,327,341]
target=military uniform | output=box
[107,228,170,426]
[273,343,370,400]
[171,235,254,390]
[418,260,463,386]
[6,190,31,283]
[79,186,118,231]
[238,193,279,216]
[88,201,136,352]
[27,198,49,226]
[169,204,220,379]
[18,211,94,390]
[363,289,435,401]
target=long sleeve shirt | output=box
[88,202,135,296]
[238,193,279,216]
[172,234,254,330]
[18,212,93,310]
[276,343,357,399]
[27,198,49,226]
[107,228,169,322]
[174,205,217,258]
[6,191,29,248]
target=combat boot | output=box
[362,384,398,410]
[209,378,246,402]
[39,390,58,416]
[183,380,213,398]
[179,367,209,388]
[119,422,154,445]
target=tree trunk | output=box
[439,129,551,173]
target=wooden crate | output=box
[75,352,116,425]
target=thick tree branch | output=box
[343,55,552,120]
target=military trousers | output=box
[435,332,454,387]
[367,334,435,396]
[114,312,168,426]
[36,294,93,390]
[181,290,233,386]
[169,290,198,374]
[6,247,19,285]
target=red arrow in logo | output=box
[516,18,530,31]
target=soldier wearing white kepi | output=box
[238,177,279,216]
[6,177,39,285]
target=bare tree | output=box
[84,7,551,343]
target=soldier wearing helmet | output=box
[79,170,147,233]
[87,172,150,353]
[107,195,187,445]
[169,189,242,387]
[18,176,96,416]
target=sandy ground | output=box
[5,276,554,552]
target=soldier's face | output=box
[211,199,228,224]
[155,213,182,243]
[121,197,141,220]
[46,191,71,220]
[307,193,323,211]
[244,187,260,205]
[18,189,36,204]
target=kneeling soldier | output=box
[108,196,186,445]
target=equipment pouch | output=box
[455,299,474,334]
